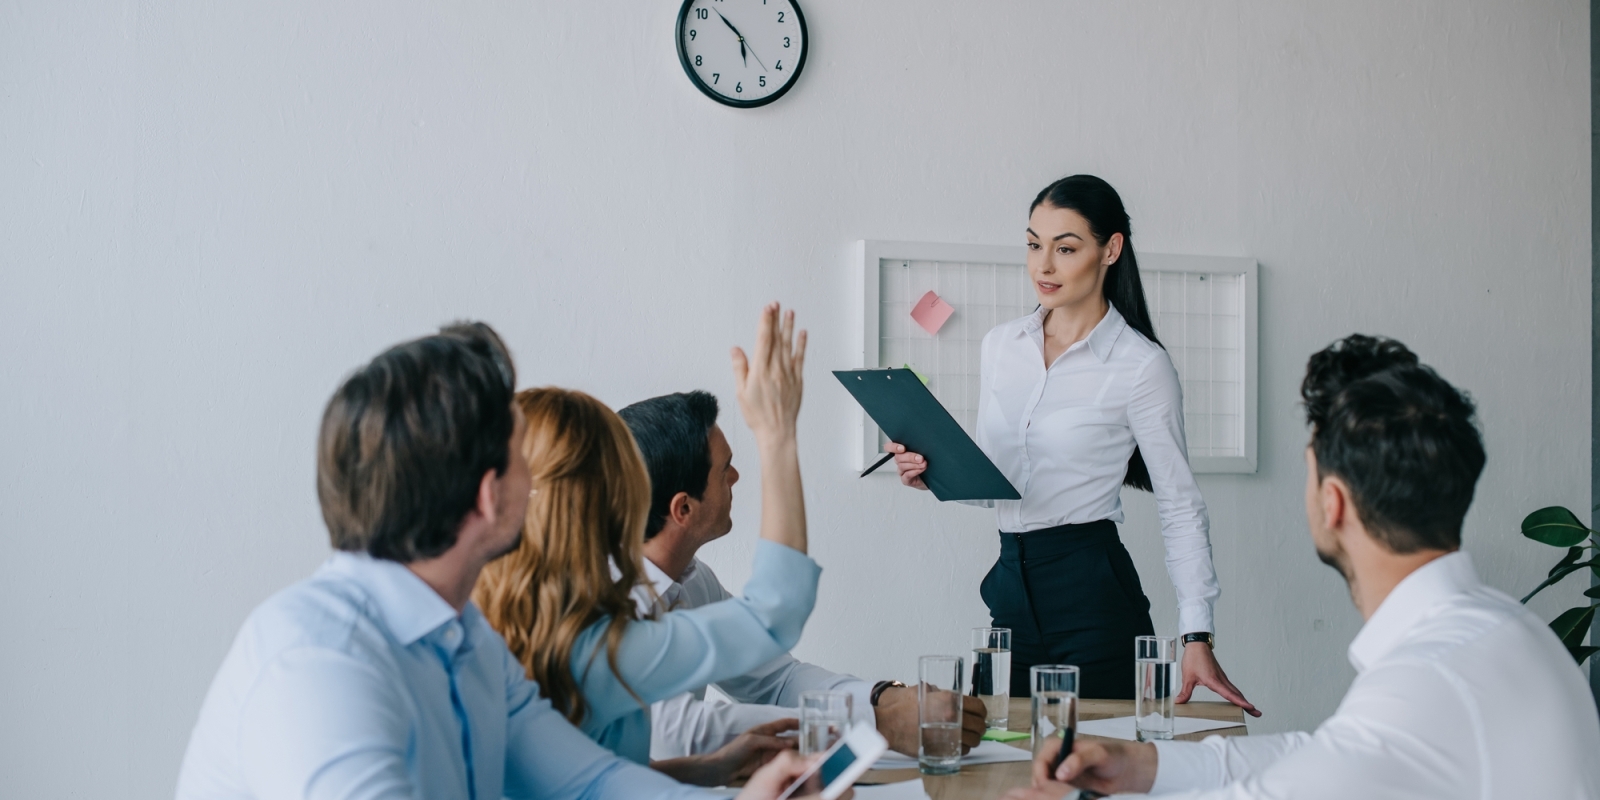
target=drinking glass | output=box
[1029,665,1079,757]
[799,690,854,756]
[970,627,1012,730]
[1135,636,1178,741]
[918,655,965,775]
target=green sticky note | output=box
[901,364,930,385]
[982,729,1032,742]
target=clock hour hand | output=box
[713,9,765,70]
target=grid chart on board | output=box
[875,259,1248,468]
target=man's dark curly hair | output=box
[1301,334,1485,553]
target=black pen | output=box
[859,452,894,478]
[1048,726,1075,775]
[1050,728,1104,800]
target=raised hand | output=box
[731,303,807,448]
[731,303,809,555]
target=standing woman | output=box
[889,175,1257,713]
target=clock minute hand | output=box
[712,9,749,67]
[713,9,768,71]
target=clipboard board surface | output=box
[833,368,1021,502]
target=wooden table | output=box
[861,697,1247,798]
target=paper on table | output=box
[981,728,1031,742]
[870,739,1033,770]
[1076,715,1243,741]
[910,291,955,335]
[853,779,933,799]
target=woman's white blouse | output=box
[971,304,1219,635]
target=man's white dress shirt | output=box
[176,552,710,800]
[632,556,874,760]
[1140,552,1600,799]
[968,305,1219,635]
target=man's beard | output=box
[1316,541,1353,585]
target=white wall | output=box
[1,1,1590,797]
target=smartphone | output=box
[776,722,889,800]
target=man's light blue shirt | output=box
[576,540,822,763]
[174,551,712,800]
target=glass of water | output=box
[799,690,853,756]
[1029,665,1079,757]
[970,627,1012,730]
[918,655,965,775]
[1135,636,1178,741]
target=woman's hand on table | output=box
[1002,736,1156,799]
[650,718,798,786]
[1178,642,1261,717]
[735,750,851,800]
[884,442,929,490]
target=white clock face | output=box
[678,0,807,107]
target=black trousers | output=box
[978,520,1155,700]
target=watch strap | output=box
[870,679,907,706]
[1182,632,1216,648]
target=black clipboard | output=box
[834,368,1021,502]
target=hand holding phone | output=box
[775,722,888,800]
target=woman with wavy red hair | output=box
[475,305,816,785]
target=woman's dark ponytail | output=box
[1031,175,1161,492]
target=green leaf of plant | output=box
[1585,585,1600,599]
[1567,645,1600,665]
[1522,506,1593,547]
[1550,605,1597,647]
[1550,546,1584,577]
[1521,560,1600,603]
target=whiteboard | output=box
[850,240,1258,474]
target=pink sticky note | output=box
[910,291,955,335]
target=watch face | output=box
[676,0,807,108]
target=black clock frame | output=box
[675,0,808,109]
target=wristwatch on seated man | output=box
[870,680,907,706]
[1182,632,1215,648]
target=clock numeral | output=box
[758,76,766,87]
[694,55,702,66]
[712,73,720,84]
[775,59,782,71]
[777,11,785,22]
[783,36,790,48]
[735,81,743,93]
[696,8,708,19]
[689,29,696,40]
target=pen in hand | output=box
[1047,727,1104,798]
[859,452,894,478]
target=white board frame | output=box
[851,240,1258,475]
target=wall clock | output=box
[676,0,808,108]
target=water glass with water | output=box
[970,627,1011,730]
[918,655,965,775]
[1029,665,1079,757]
[1135,636,1177,741]
[799,690,854,756]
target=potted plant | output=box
[1519,506,1600,665]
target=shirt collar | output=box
[324,551,459,647]
[1347,551,1481,672]
[1019,303,1127,364]
[641,556,680,600]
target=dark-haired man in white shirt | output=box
[1013,334,1600,800]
